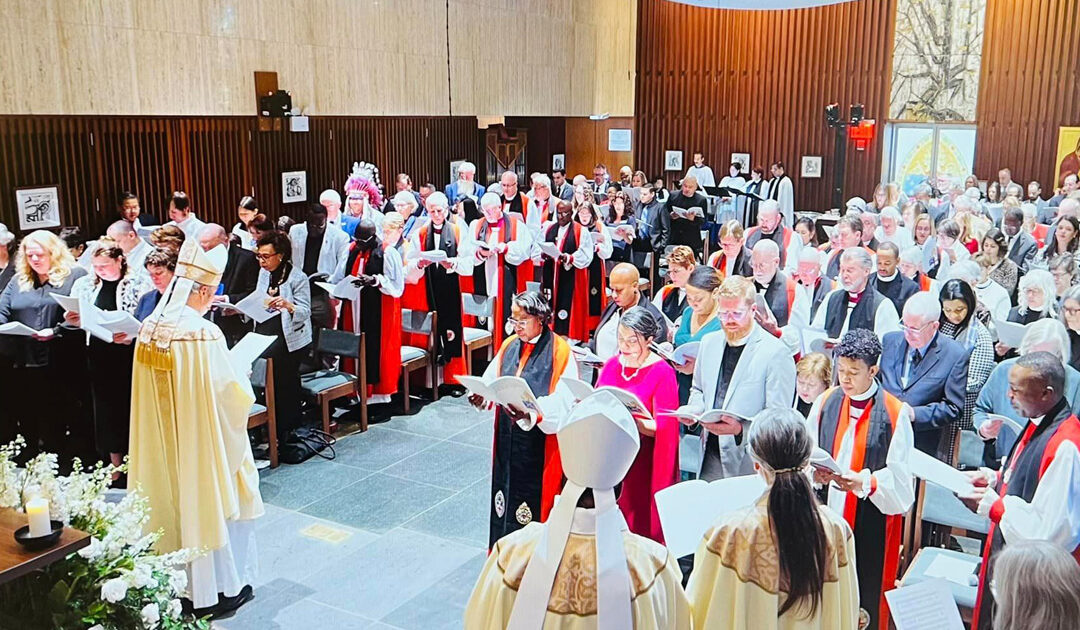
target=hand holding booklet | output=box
[221,291,283,324]
[456,374,541,416]
[651,341,699,366]
[559,377,652,419]
[538,242,562,260]
[569,344,605,366]
[0,322,53,337]
[809,447,843,475]
[655,474,768,557]
[909,448,975,496]
[661,408,749,425]
[418,250,448,263]
[993,318,1029,348]
[314,276,361,301]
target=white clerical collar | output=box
[1030,414,1046,427]
[522,333,542,345]
[850,381,878,402]
[878,271,898,282]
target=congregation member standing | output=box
[253,230,312,449]
[334,219,405,405]
[594,307,679,543]
[572,198,613,330]
[0,230,87,456]
[445,161,485,202]
[679,276,796,480]
[630,183,669,287]
[164,191,206,239]
[938,279,996,437]
[551,168,573,201]
[806,330,915,630]
[460,192,534,350]
[653,245,695,327]
[469,292,577,548]
[1003,206,1039,272]
[870,242,919,315]
[745,200,801,272]
[466,393,690,629]
[64,240,151,470]
[537,200,593,342]
[290,203,350,336]
[811,248,900,342]
[105,219,152,274]
[961,352,1080,630]
[823,215,872,279]
[707,220,752,280]
[665,175,707,255]
[0,224,13,295]
[687,408,858,629]
[129,240,261,618]
[198,224,258,347]
[795,247,834,321]
[671,266,723,404]
[879,292,969,459]
[134,248,175,321]
[767,161,795,227]
[591,263,669,363]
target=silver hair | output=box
[500,170,518,183]
[1059,197,1080,216]
[880,206,902,221]
[798,246,823,265]
[752,238,780,258]
[953,195,974,212]
[197,223,227,241]
[480,192,502,210]
[839,247,873,271]
[619,306,661,341]
[861,212,880,226]
[902,291,942,320]
[1022,202,1038,219]
[1019,318,1071,364]
[531,173,552,189]
[1018,269,1058,317]
[1005,183,1024,197]
[947,260,981,286]
[457,161,476,175]
[899,245,923,265]
[512,290,552,324]
[425,192,449,211]
[758,199,780,216]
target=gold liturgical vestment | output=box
[129,307,263,555]
[686,498,860,630]
[464,515,691,629]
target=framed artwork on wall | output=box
[282,171,307,204]
[15,185,61,231]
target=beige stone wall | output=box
[0,0,636,117]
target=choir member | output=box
[678,276,796,480]
[333,218,405,405]
[795,247,834,321]
[468,291,577,547]
[289,203,350,335]
[653,245,695,329]
[590,263,669,362]
[466,392,690,629]
[164,191,206,239]
[749,239,809,356]
[742,166,768,227]
[806,330,915,630]
[685,152,716,188]
[811,248,900,342]
[105,219,152,274]
[664,175,707,254]
[117,190,158,229]
[595,307,679,542]
[745,200,801,273]
[405,192,473,388]
[231,196,259,249]
[537,200,593,341]
[962,352,1080,630]
[460,192,534,349]
[707,220,752,280]
[870,242,919,315]
[687,408,859,629]
[767,162,795,227]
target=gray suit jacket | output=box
[685,324,796,478]
[1007,231,1039,273]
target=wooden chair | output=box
[300,329,368,433]
[400,309,438,413]
[461,293,495,375]
[247,357,278,469]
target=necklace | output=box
[620,355,646,380]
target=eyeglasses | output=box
[900,320,935,334]
[254,252,281,261]
[507,317,536,328]
[718,308,750,322]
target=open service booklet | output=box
[655,474,768,558]
[558,377,652,419]
[456,374,542,416]
[650,341,699,366]
[660,408,750,425]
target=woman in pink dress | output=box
[595,306,680,543]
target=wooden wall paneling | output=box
[564,117,636,181]
[503,117,567,180]
[635,0,896,211]
[975,0,1080,189]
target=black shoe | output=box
[446,385,467,398]
[208,585,254,619]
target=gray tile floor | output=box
[216,395,492,630]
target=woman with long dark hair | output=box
[604,189,635,264]
[232,196,259,249]
[938,279,995,445]
[687,408,858,628]
[1035,214,1080,268]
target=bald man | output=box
[199,223,259,346]
[106,219,151,272]
[589,263,670,361]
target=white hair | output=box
[846,197,867,211]
[500,170,518,183]
[1059,197,1080,216]
[457,161,476,176]
[319,189,341,204]
[392,191,418,209]
[480,192,502,210]
[572,174,588,186]
[0,223,15,247]
[953,195,975,212]
[531,173,552,190]
[425,191,449,210]
[1022,202,1038,220]
[798,246,823,265]
[840,246,874,271]
[947,260,981,285]
[963,187,983,200]
[881,206,902,222]
[1018,269,1058,317]
[752,238,780,258]
[1005,182,1024,197]
[1019,318,1071,364]
[903,291,942,320]
[861,212,880,226]
[899,245,923,266]
[759,199,780,216]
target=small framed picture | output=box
[450,160,466,185]
[665,150,683,172]
[281,171,307,204]
[15,185,61,231]
[801,156,823,179]
[730,153,751,174]
[552,154,566,171]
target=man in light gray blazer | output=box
[677,275,796,481]
[289,203,351,332]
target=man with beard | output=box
[811,247,900,343]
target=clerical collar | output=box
[522,331,543,345]
[432,222,444,234]
[850,381,878,402]
[847,290,863,302]
[877,271,898,282]
[1030,398,1068,427]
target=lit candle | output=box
[25,497,50,538]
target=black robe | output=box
[421,223,464,364]
[823,286,888,338]
[870,273,919,316]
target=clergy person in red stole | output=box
[332,218,404,405]
[960,352,1080,630]
[404,192,473,388]
[524,173,556,235]
[459,192,534,350]
[536,200,594,342]
[806,329,914,630]
[468,291,577,549]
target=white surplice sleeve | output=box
[531,357,580,435]
[404,232,425,284]
[874,297,901,338]
[570,228,594,269]
[778,284,810,356]
[989,440,1080,549]
[864,402,916,515]
[504,222,534,266]
[593,226,614,260]
[375,246,405,298]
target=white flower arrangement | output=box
[0,437,209,629]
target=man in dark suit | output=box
[198,223,259,346]
[879,291,970,460]
[1002,206,1038,273]
[630,184,670,289]
[588,264,669,362]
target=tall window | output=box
[882,123,977,195]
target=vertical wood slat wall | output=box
[975,0,1080,188]
[0,116,483,236]
[634,0,897,211]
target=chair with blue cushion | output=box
[247,357,278,468]
[300,329,367,433]
[400,309,438,413]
